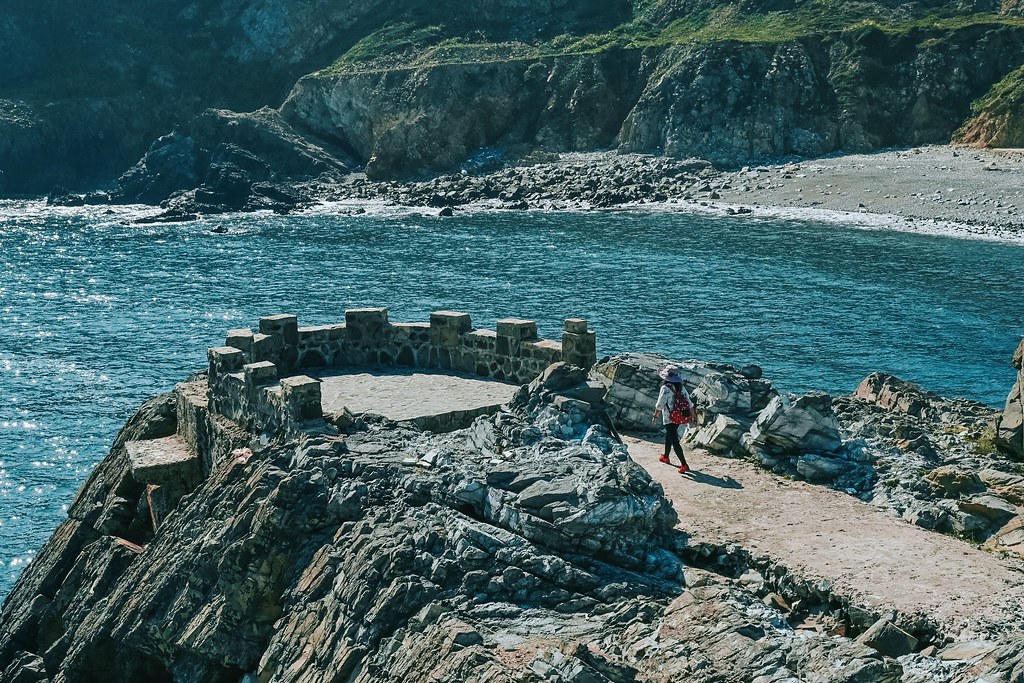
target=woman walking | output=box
[652,364,698,474]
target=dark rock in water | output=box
[739,364,763,380]
[210,224,227,234]
[45,185,86,206]
[133,209,200,224]
[438,206,454,216]
[111,108,351,212]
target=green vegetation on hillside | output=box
[325,0,1024,72]
[970,63,1024,115]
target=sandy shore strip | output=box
[704,145,1024,244]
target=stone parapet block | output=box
[244,361,277,386]
[430,311,472,348]
[346,308,389,344]
[126,436,202,490]
[562,329,597,369]
[496,319,537,356]
[251,333,280,364]
[208,346,245,380]
[430,311,472,329]
[259,314,299,345]
[496,318,538,340]
[225,329,254,354]
[282,375,323,420]
[564,318,589,334]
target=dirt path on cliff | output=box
[623,434,1024,638]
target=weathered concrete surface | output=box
[315,368,519,422]
[624,434,1024,640]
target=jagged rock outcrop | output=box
[282,23,1024,179]
[995,338,1024,458]
[107,108,351,212]
[7,360,1011,682]
[281,51,644,181]
[835,367,1024,549]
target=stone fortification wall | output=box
[207,308,598,437]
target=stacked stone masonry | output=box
[207,308,597,436]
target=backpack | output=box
[669,388,692,425]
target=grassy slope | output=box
[955,63,1024,145]
[317,0,1024,149]
[323,0,1024,73]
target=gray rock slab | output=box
[856,618,918,658]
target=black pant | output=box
[664,424,688,466]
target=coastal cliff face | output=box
[4,0,1024,198]
[278,24,1024,176]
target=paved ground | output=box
[623,434,1024,639]
[315,368,519,421]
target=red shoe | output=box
[659,455,671,464]
[678,465,690,474]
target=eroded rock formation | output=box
[4,318,1024,682]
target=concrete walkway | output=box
[623,434,1024,639]
[315,368,519,422]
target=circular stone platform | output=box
[314,368,520,422]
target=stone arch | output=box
[298,350,326,370]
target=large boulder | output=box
[691,414,746,455]
[796,453,853,483]
[924,465,986,498]
[995,338,1024,459]
[854,372,997,425]
[744,392,843,456]
[592,353,776,433]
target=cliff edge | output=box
[2,312,1024,682]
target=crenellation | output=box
[430,311,473,348]
[205,308,599,436]
[496,318,538,341]
[258,314,299,370]
[244,361,277,386]
[281,376,323,421]
[225,329,255,353]
[250,332,278,364]
[563,318,589,335]
[562,319,597,369]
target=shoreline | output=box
[12,144,1024,246]
[185,142,1024,246]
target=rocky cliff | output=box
[5,0,1024,202]
[3,320,1024,681]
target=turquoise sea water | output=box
[1,200,1022,598]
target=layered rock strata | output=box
[7,349,1024,681]
[4,313,1024,681]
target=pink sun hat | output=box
[658,365,683,383]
